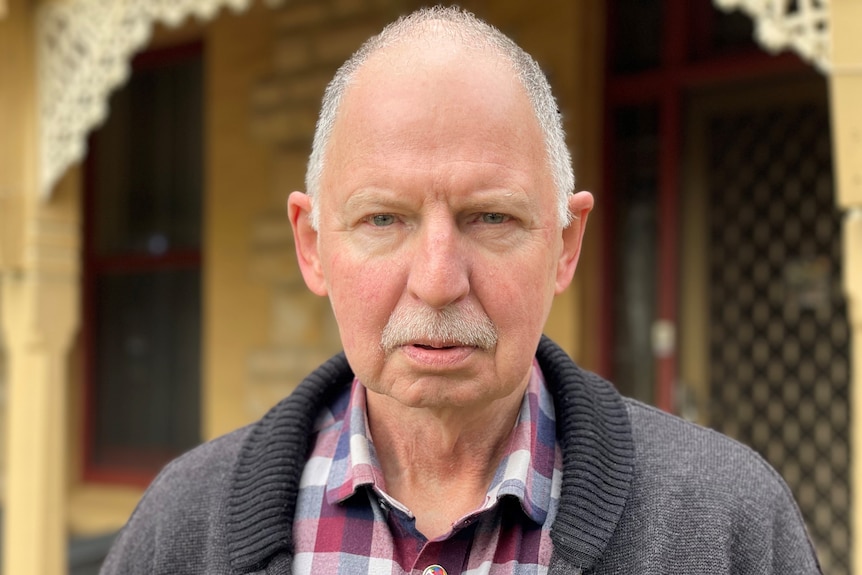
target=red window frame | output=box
[81,41,204,487]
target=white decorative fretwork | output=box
[37,0,283,199]
[713,0,830,73]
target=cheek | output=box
[325,254,404,341]
[477,252,558,328]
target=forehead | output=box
[324,40,548,177]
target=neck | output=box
[366,387,525,538]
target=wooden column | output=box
[829,1,862,571]
[1,213,79,575]
[0,1,80,574]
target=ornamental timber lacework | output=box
[36,0,284,199]
[713,0,830,72]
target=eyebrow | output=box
[343,185,537,209]
[462,189,534,211]
[342,188,413,212]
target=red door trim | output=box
[601,0,810,412]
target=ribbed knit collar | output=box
[225,336,634,573]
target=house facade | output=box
[0,0,860,573]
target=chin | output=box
[366,375,478,408]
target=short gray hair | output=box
[305,6,575,229]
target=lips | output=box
[414,343,460,350]
[399,342,476,368]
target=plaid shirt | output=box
[293,360,561,575]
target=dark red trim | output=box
[689,0,715,59]
[650,0,685,412]
[600,0,814,413]
[608,51,806,104]
[90,251,201,273]
[655,89,681,413]
[663,0,688,68]
[131,40,203,70]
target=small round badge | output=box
[422,565,447,575]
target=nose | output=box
[406,216,470,309]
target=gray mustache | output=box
[380,304,498,353]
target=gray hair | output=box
[305,6,575,229]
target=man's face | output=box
[290,44,591,413]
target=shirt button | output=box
[422,566,447,575]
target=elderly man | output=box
[102,7,821,575]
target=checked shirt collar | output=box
[323,359,559,527]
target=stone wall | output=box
[246,0,407,413]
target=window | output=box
[83,42,203,485]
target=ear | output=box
[555,191,594,294]
[287,191,328,296]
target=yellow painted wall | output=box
[203,3,276,440]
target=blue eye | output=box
[481,213,507,224]
[370,214,396,227]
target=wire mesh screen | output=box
[706,96,850,574]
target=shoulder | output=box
[139,426,249,504]
[624,398,800,517]
[100,427,251,575]
[625,399,785,486]
[100,353,354,574]
[612,399,822,573]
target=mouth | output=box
[397,341,478,368]
[412,343,462,351]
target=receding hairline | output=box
[306,6,576,228]
[330,34,535,139]
[329,11,536,123]
[349,26,521,87]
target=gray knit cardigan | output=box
[101,337,822,574]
